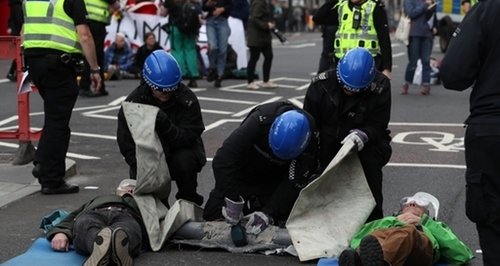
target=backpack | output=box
[177,3,201,35]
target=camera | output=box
[272,28,287,44]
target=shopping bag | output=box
[395,14,411,46]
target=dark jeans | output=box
[73,209,142,257]
[464,124,500,266]
[405,36,433,85]
[79,20,106,92]
[26,55,78,187]
[247,45,273,84]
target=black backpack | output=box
[177,3,201,35]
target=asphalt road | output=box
[0,32,482,265]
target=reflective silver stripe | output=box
[361,2,375,29]
[24,17,75,30]
[24,34,82,50]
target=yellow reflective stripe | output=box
[24,34,82,50]
[86,1,110,23]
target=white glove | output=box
[244,211,272,235]
[341,129,368,151]
[221,196,244,225]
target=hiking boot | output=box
[261,81,279,88]
[247,82,259,90]
[420,85,431,95]
[111,227,133,266]
[400,83,409,95]
[358,235,386,266]
[84,227,112,266]
[339,248,362,266]
[214,77,222,88]
[188,79,198,88]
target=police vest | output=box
[334,0,379,58]
[85,0,111,24]
[23,0,82,54]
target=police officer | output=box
[304,47,392,222]
[23,0,102,194]
[331,0,392,78]
[79,0,120,97]
[203,101,319,234]
[117,50,206,206]
[440,1,500,265]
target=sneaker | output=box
[400,83,409,95]
[358,235,385,266]
[339,248,362,266]
[261,81,279,88]
[83,227,112,266]
[188,79,198,88]
[214,78,222,88]
[112,227,133,266]
[247,82,259,90]
[420,85,431,95]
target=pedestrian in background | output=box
[103,32,136,80]
[304,48,392,221]
[312,0,338,73]
[441,1,500,265]
[24,0,102,194]
[331,0,392,79]
[202,0,232,88]
[130,32,163,78]
[78,0,120,97]
[246,0,279,90]
[6,0,23,82]
[400,0,437,95]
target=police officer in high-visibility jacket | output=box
[331,0,392,79]
[79,0,120,97]
[23,0,101,194]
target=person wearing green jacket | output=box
[46,179,146,266]
[339,192,474,266]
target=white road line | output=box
[288,98,304,108]
[0,141,100,159]
[0,79,10,84]
[387,162,466,169]
[231,96,283,117]
[82,106,121,120]
[393,52,406,58]
[201,109,234,115]
[295,83,310,91]
[197,96,258,105]
[0,116,18,127]
[277,43,316,48]
[272,77,311,82]
[276,84,299,89]
[389,122,464,127]
[219,87,275,95]
[73,105,109,111]
[108,96,126,106]
[70,131,116,140]
[204,118,243,131]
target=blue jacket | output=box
[103,42,135,71]
[404,0,437,38]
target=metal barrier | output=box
[0,36,41,165]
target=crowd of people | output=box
[7,0,498,264]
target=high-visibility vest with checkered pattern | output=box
[85,0,111,24]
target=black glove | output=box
[155,110,172,134]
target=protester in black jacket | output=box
[440,1,500,265]
[130,32,163,77]
[203,101,320,233]
[304,47,392,222]
[117,50,206,206]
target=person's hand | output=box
[397,212,422,225]
[341,129,368,151]
[51,233,70,252]
[221,196,244,225]
[382,69,391,79]
[110,1,121,11]
[155,109,172,132]
[90,72,102,93]
[245,211,272,235]
[213,7,224,16]
[159,6,168,16]
[268,22,276,30]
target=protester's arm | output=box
[373,3,392,75]
[421,216,474,264]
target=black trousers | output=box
[26,55,78,187]
[358,140,392,222]
[79,20,106,92]
[246,45,273,84]
[73,209,142,257]
[464,124,500,266]
[167,147,204,205]
[317,25,337,73]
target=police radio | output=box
[352,6,361,30]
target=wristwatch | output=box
[90,67,101,74]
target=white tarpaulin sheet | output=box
[122,102,202,251]
[286,140,376,261]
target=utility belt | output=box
[25,52,84,73]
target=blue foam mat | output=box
[2,238,86,266]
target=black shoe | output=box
[79,90,109,97]
[84,227,112,266]
[339,248,362,266]
[207,69,217,82]
[41,182,79,194]
[6,73,16,82]
[359,235,385,266]
[32,163,41,178]
[112,227,133,266]
[214,78,222,88]
[188,79,198,88]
